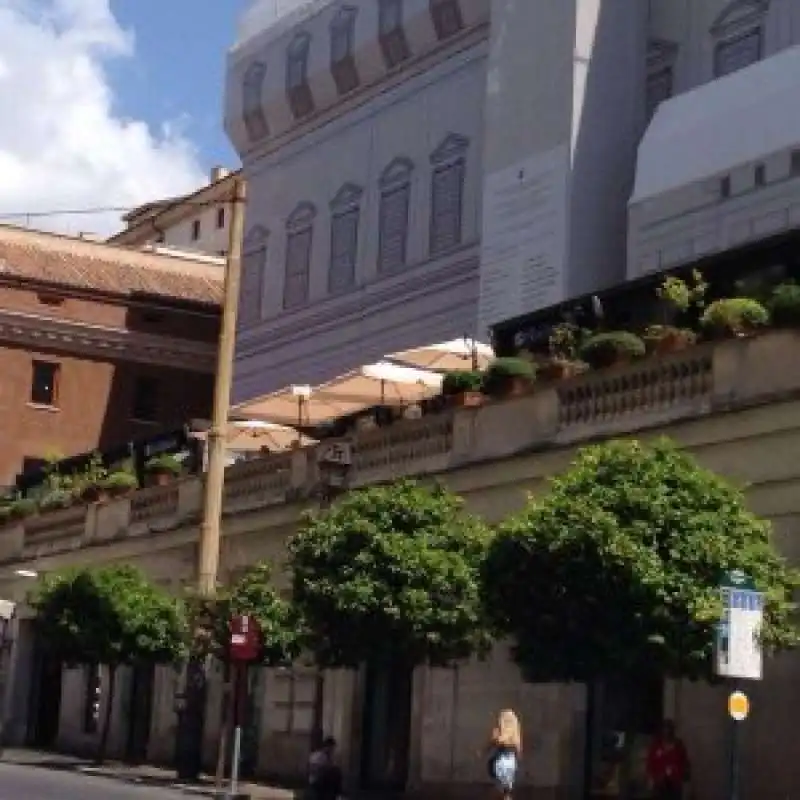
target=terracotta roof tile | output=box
[0,226,223,306]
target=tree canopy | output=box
[184,561,301,666]
[31,564,185,668]
[483,438,800,683]
[287,479,493,668]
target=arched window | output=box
[242,61,269,142]
[328,184,363,294]
[429,134,469,256]
[378,157,414,273]
[287,32,314,119]
[239,225,269,327]
[330,6,360,95]
[646,39,678,120]
[284,202,316,309]
[711,0,769,77]
[430,0,463,41]
[378,0,410,68]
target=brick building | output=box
[0,224,223,487]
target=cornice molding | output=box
[0,308,216,372]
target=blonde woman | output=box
[486,709,522,799]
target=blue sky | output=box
[109,0,250,169]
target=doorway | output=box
[359,660,413,791]
[27,648,62,748]
[125,664,155,763]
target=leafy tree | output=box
[483,438,800,683]
[287,479,493,668]
[31,565,185,762]
[183,561,301,666]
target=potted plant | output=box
[646,271,706,354]
[144,453,183,487]
[579,331,646,370]
[699,298,769,339]
[441,370,484,407]
[768,282,800,328]
[75,452,109,503]
[103,470,139,498]
[482,357,536,398]
[7,497,37,521]
[540,323,587,380]
[38,489,75,513]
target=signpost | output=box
[715,570,763,800]
[226,615,262,800]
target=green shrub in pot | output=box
[104,471,139,497]
[579,331,645,369]
[482,357,536,397]
[442,370,484,395]
[768,282,800,329]
[699,298,769,338]
[8,497,37,520]
[39,489,74,513]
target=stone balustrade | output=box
[3,330,799,563]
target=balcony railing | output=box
[3,330,799,563]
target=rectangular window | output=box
[239,247,267,326]
[714,29,761,77]
[30,361,59,406]
[191,219,201,241]
[645,67,673,120]
[378,184,410,272]
[216,207,225,229]
[331,19,355,64]
[792,150,800,176]
[430,160,465,255]
[754,163,766,187]
[431,0,463,40]
[329,208,359,293]
[22,457,47,476]
[132,376,159,422]
[284,228,312,309]
[720,175,731,200]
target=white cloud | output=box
[0,0,206,237]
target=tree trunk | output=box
[97,664,117,765]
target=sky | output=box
[0,0,265,237]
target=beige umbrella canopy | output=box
[192,420,315,454]
[389,337,494,372]
[231,362,443,427]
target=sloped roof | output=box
[0,224,224,306]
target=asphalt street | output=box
[0,761,188,799]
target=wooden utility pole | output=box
[198,177,247,594]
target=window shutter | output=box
[430,161,464,255]
[715,30,761,77]
[239,247,266,326]
[645,67,672,120]
[284,228,312,309]
[329,208,359,293]
[379,184,410,272]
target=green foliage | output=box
[38,489,74,512]
[656,270,707,313]
[74,453,109,498]
[144,453,182,476]
[31,565,185,667]
[103,470,139,495]
[579,331,645,369]
[7,497,37,520]
[548,323,581,362]
[768,282,800,328]
[288,480,494,668]
[482,357,535,396]
[184,562,301,666]
[442,370,484,396]
[483,439,799,683]
[700,298,769,337]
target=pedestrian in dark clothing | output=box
[646,720,690,800]
[308,736,342,800]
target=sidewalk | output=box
[0,748,298,799]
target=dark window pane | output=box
[379,184,410,272]
[31,361,58,406]
[132,376,159,422]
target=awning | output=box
[631,44,800,204]
[389,338,494,372]
[231,362,442,426]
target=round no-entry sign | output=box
[728,690,749,721]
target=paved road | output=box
[0,761,188,799]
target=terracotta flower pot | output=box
[146,469,174,488]
[453,391,484,408]
[540,360,578,381]
[80,485,108,504]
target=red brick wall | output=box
[0,284,218,486]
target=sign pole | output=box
[729,701,741,800]
[228,663,245,799]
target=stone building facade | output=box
[0,331,799,798]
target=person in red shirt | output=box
[646,720,690,800]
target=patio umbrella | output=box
[389,337,493,372]
[231,384,356,427]
[193,420,315,453]
[314,361,442,408]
